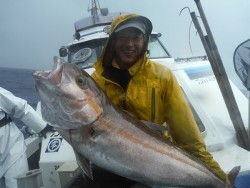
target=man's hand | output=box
[39,124,55,138]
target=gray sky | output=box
[0,0,249,89]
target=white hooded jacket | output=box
[0,87,46,177]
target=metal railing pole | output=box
[191,2,250,150]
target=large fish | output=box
[33,57,240,187]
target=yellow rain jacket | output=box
[92,13,227,181]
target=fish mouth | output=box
[33,57,63,83]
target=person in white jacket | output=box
[0,87,48,188]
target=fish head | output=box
[33,56,103,129]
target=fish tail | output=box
[227,166,240,187]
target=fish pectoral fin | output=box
[227,166,240,186]
[73,149,93,180]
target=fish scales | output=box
[33,57,240,187]
[58,112,215,187]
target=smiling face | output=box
[114,28,145,70]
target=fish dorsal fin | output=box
[120,109,174,144]
[228,166,241,186]
[73,149,93,180]
[141,120,170,138]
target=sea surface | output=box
[0,67,39,132]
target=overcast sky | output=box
[0,0,249,88]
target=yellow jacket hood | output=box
[100,13,152,69]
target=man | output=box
[91,13,227,185]
[0,87,50,188]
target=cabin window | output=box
[148,34,171,59]
[67,34,172,68]
[68,39,106,69]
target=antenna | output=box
[88,0,109,23]
[88,0,99,16]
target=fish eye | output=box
[75,75,87,88]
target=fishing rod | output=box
[191,0,250,150]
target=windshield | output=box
[68,34,171,68]
[68,39,106,69]
[148,34,170,59]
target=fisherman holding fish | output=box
[32,13,240,187]
[0,87,52,188]
[91,13,228,186]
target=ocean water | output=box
[0,67,39,131]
